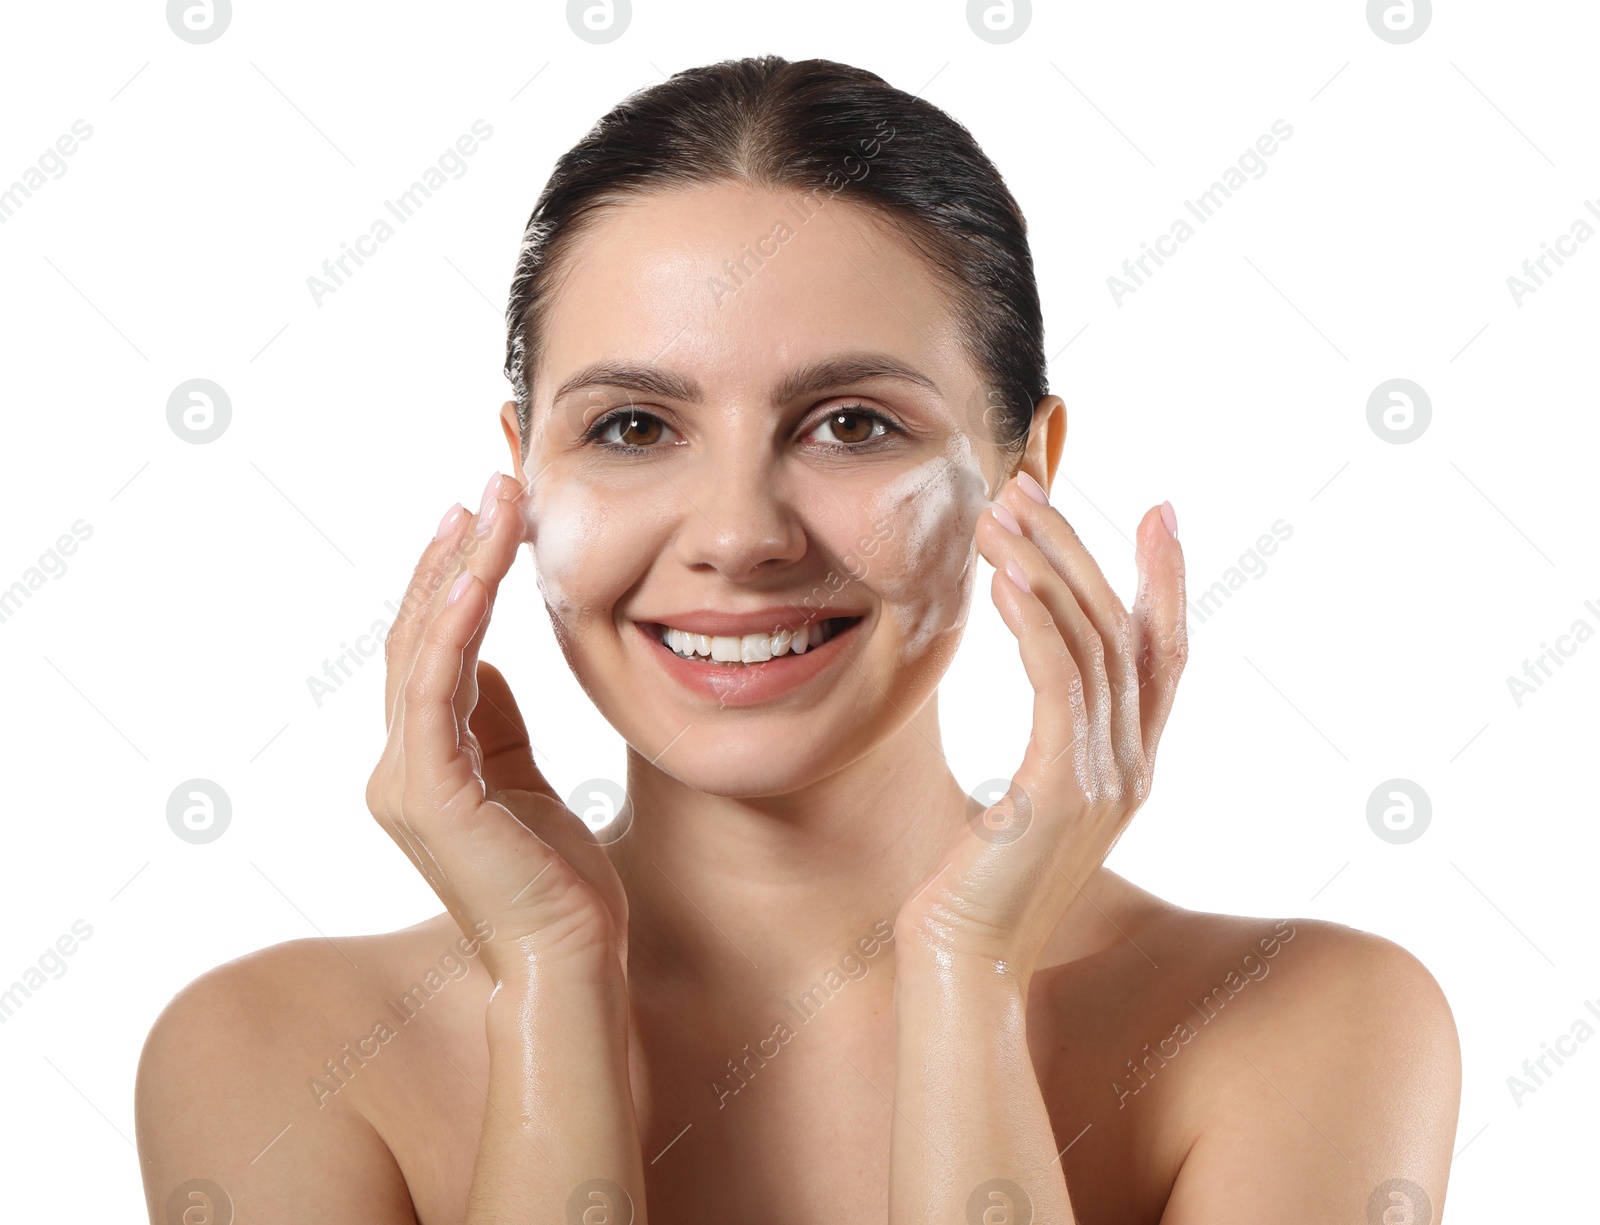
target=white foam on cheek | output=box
[524,477,613,623]
[867,434,990,661]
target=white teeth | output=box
[658,620,838,663]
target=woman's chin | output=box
[636,745,836,801]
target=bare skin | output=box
[136,183,1460,1224]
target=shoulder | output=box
[1035,879,1461,1220]
[135,915,476,1223]
[139,927,406,1079]
[1141,905,1461,1218]
[1054,879,1458,1061]
[1108,899,1461,1096]
[138,912,489,1072]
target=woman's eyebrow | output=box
[774,354,940,402]
[552,361,698,405]
[551,352,940,406]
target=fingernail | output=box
[481,471,504,509]
[435,503,464,540]
[1017,471,1049,505]
[447,571,473,605]
[1004,560,1031,593]
[475,495,500,536]
[1160,500,1178,539]
[989,501,1023,536]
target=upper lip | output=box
[638,606,866,637]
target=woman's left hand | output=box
[894,472,1188,980]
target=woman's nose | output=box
[670,454,807,579]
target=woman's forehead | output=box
[534,182,974,405]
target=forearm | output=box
[890,952,1073,1225]
[465,958,644,1225]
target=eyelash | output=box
[581,403,903,454]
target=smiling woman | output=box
[135,54,1460,1225]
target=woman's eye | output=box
[586,404,897,452]
[588,409,677,449]
[807,407,890,447]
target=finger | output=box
[400,570,491,800]
[976,505,1115,796]
[998,477,1144,785]
[985,562,1094,807]
[452,474,529,731]
[385,472,524,728]
[383,501,480,723]
[472,660,559,801]
[1130,502,1187,768]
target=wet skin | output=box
[136,184,1461,1224]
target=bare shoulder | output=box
[1170,908,1459,1219]
[1062,880,1461,1222]
[1157,904,1459,1088]
[135,913,488,1224]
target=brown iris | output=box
[613,412,663,446]
[824,410,876,444]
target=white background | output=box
[1,1,1594,1219]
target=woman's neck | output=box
[609,696,971,993]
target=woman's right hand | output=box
[365,472,629,986]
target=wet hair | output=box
[502,54,1047,463]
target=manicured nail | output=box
[1017,471,1049,505]
[435,503,464,540]
[989,501,1023,536]
[475,495,500,536]
[1160,500,1178,539]
[481,471,504,509]
[1004,560,1031,594]
[446,571,473,605]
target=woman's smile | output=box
[632,611,870,707]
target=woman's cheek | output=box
[525,476,630,626]
[866,439,990,662]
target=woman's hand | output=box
[895,471,1188,981]
[365,472,629,985]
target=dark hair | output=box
[503,54,1046,462]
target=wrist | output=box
[486,950,629,1026]
[893,940,1033,1012]
[893,914,1034,987]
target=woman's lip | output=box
[634,615,866,708]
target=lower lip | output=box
[635,619,864,707]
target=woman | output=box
[136,56,1460,1223]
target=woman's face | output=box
[509,181,1004,798]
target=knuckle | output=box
[1053,639,1079,674]
[1093,781,1124,810]
[399,777,447,823]
[1107,605,1133,648]
[403,667,433,707]
[1083,634,1108,671]
[1162,634,1191,673]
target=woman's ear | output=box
[1018,394,1066,495]
[499,400,525,480]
